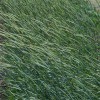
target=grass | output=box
[0,0,100,100]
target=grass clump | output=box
[0,0,100,100]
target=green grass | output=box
[0,0,100,100]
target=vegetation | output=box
[0,0,100,100]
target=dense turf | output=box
[0,0,100,100]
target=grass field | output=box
[0,0,100,100]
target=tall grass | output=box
[0,0,100,100]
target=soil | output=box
[89,0,100,10]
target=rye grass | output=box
[0,0,100,100]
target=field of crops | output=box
[0,0,100,100]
